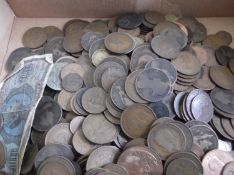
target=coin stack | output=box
[3,11,234,175]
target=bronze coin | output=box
[144,11,165,25]
[191,45,209,65]
[120,104,156,139]
[63,31,84,53]
[216,30,232,46]
[191,143,205,159]
[123,138,147,150]
[44,26,63,41]
[117,27,141,37]
[117,13,143,29]
[103,164,128,175]
[22,27,47,49]
[84,20,109,36]
[63,19,89,36]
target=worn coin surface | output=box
[220,117,234,138]
[33,96,62,132]
[84,20,109,36]
[69,116,85,134]
[117,146,163,175]
[86,146,120,171]
[149,101,170,118]
[81,87,106,114]
[117,27,141,37]
[229,58,234,73]
[82,114,118,144]
[216,30,232,45]
[145,11,165,25]
[63,31,84,53]
[202,34,227,49]
[44,26,63,41]
[106,95,122,118]
[104,163,128,175]
[135,68,171,102]
[81,32,103,51]
[63,19,89,35]
[215,46,234,66]
[104,110,120,125]
[61,73,83,92]
[91,49,110,66]
[58,90,73,111]
[121,104,156,138]
[117,12,143,29]
[222,161,234,175]
[0,142,6,167]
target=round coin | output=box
[116,13,143,29]
[63,31,84,53]
[44,26,63,41]
[149,101,170,118]
[144,11,165,25]
[91,49,110,66]
[61,73,83,92]
[104,164,128,175]
[81,32,103,51]
[63,19,89,35]
[58,90,73,111]
[69,116,85,134]
[216,30,232,46]
[215,46,234,66]
[222,161,234,175]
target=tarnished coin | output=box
[45,123,73,145]
[86,146,120,171]
[105,32,135,54]
[135,68,171,102]
[191,143,205,159]
[56,56,77,63]
[72,129,98,155]
[125,70,147,103]
[190,125,218,152]
[185,120,210,128]
[5,47,32,72]
[210,65,234,90]
[22,27,47,49]
[216,30,232,46]
[191,45,209,65]
[110,78,135,110]
[73,88,89,115]
[81,32,103,51]
[132,43,151,56]
[44,37,69,62]
[144,31,154,42]
[69,116,85,134]
[204,47,219,67]
[202,34,227,49]
[34,144,75,170]
[84,20,109,36]
[82,114,119,144]
[144,11,165,25]
[86,168,108,175]
[58,90,73,111]
[91,49,110,66]
[192,21,207,43]
[121,104,156,139]
[0,142,6,167]
[117,13,142,29]
[63,31,84,53]
[220,117,234,138]
[174,92,186,118]
[44,26,63,41]
[81,87,106,113]
[117,27,140,37]
[222,161,234,175]
[145,59,177,85]
[215,46,234,66]
[123,138,147,150]
[108,17,118,33]
[63,19,89,35]
[149,101,170,118]
[89,38,105,58]
[33,96,62,132]
[104,163,128,175]
[61,73,83,92]
[30,130,46,149]
[117,146,163,175]
[172,51,201,76]
[101,67,127,91]
[202,149,234,175]
[104,110,120,125]
[105,95,122,118]
[147,123,186,160]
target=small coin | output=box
[145,59,177,85]
[116,13,143,29]
[45,123,73,145]
[33,96,62,132]
[135,68,171,102]
[222,161,234,175]
[105,32,135,54]
[144,11,165,25]
[81,32,103,51]
[0,142,6,167]
[61,73,83,92]
[121,104,156,138]
[63,31,84,53]
[69,116,85,134]
[104,110,120,125]
[149,101,170,118]
[58,90,73,111]
[44,26,63,41]
[216,30,232,46]
[117,27,140,37]
[82,114,119,144]
[147,123,186,160]
[110,78,135,110]
[86,146,120,171]
[104,163,128,175]
[117,146,163,175]
[81,87,106,114]
[72,129,98,155]
[215,46,234,66]
[34,144,75,170]
[210,65,234,90]
[172,51,201,76]
[22,27,47,49]
[190,125,218,152]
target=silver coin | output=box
[81,32,103,51]
[174,92,186,118]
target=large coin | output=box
[121,104,156,138]
[135,68,171,102]
[110,78,135,110]
[22,27,47,49]
[61,73,83,92]
[82,114,119,144]
[117,146,163,175]
[81,87,106,114]
[63,31,84,53]
[104,32,135,54]
[189,125,218,152]
[116,13,143,29]
[33,96,62,132]
[147,123,186,160]
[81,32,103,51]
[86,146,120,171]
[45,123,73,145]
[210,65,234,90]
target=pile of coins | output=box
[3,11,234,175]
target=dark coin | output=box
[44,26,63,41]
[117,13,143,29]
[189,125,218,152]
[31,46,45,55]
[135,68,171,102]
[81,32,103,51]
[174,92,186,119]
[75,88,89,115]
[105,94,122,118]
[44,37,69,62]
[63,19,89,35]
[33,96,62,132]
[132,43,152,56]
[144,11,165,25]
[161,93,176,118]
[5,47,32,72]
[149,101,170,118]
[216,30,232,46]
[84,20,109,36]
[61,73,83,92]
[192,21,207,43]
[0,141,6,167]
[215,46,234,66]
[22,27,47,49]
[63,31,84,53]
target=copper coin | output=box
[117,27,140,37]
[63,19,89,35]
[144,11,165,25]
[173,83,190,92]
[81,87,106,114]
[172,51,201,76]
[63,31,84,53]
[132,43,151,56]
[0,142,6,167]
[216,30,232,46]
[121,104,156,138]
[61,73,83,92]
[210,65,234,90]
[153,21,181,36]
[118,146,163,175]
[202,149,234,175]
[104,32,135,54]
[215,46,234,66]
[84,20,109,36]
[147,123,186,160]
[22,27,47,49]
[123,138,147,150]
[222,161,234,175]
[117,13,143,29]
[44,26,63,41]
[191,143,205,159]
[202,34,227,49]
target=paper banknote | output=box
[0,54,53,175]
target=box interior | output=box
[1,0,234,81]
